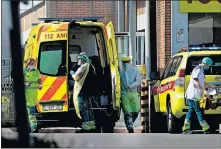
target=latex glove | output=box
[38,85,42,90]
[70,70,75,76]
[25,82,31,87]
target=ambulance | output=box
[150,47,221,133]
[23,17,121,132]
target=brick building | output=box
[20,0,221,73]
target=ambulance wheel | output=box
[149,96,167,133]
[149,96,158,133]
[167,101,182,134]
[102,116,114,133]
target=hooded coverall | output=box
[120,64,141,132]
[24,68,40,132]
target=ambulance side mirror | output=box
[150,71,160,80]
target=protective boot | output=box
[82,122,91,131]
[128,129,134,133]
[88,121,96,130]
[200,120,210,133]
[182,119,191,133]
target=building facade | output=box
[20,0,221,73]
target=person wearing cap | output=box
[182,57,215,133]
[24,58,42,133]
[120,56,141,133]
[70,52,96,131]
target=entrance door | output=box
[115,32,145,126]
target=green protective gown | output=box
[121,92,140,113]
[24,68,40,106]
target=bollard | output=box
[140,79,149,133]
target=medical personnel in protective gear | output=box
[70,52,96,131]
[120,57,142,133]
[24,58,42,133]
[182,57,215,133]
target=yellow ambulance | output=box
[150,47,221,133]
[23,17,121,132]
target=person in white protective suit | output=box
[120,57,142,133]
[70,52,96,131]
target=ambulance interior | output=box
[67,27,111,107]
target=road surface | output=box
[2,128,221,148]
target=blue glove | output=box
[70,70,75,75]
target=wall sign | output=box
[176,29,184,43]
[180,0,221,13]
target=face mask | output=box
[78,59,82,66]
[123,63,129,70]
[28,65,34,70]
[204,65,209,70]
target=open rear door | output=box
[36,33,68,113]
[105,21,120,110]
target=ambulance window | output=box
[169,56,183,76]
[162,59,173,79]
[186,55,221,75]
[69,45,81,62]
[95,32,106,67]
[38,41,66,76]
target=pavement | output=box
[2,128,221,148]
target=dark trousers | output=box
[124,112,139,130]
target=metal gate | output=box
[1,58,15,126]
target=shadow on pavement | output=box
[1,136,59,148]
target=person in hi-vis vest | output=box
[24,58,42,133]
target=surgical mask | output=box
[122,63,129,70]
[204,65,209,70]
[78,59,82,66]
[28,65,34,70]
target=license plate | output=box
[42,105,63,111]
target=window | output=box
[186,55,221,75]
[69,45,81,62]
[95,32,106,67]
[188,13,221,47]
[169,56,183,76]
[162,59,173,79]
[19,0,44,14]
[38,41,66,76]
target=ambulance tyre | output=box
[149,96,158,133]
[102,115,114,133]
[167,100,182,134]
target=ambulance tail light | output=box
[178,69,185,77]
[175,69,185,87]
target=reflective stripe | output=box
[28,81,38,83]
[26,87,39,89]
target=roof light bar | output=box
[189,47,221,51]
[38,17,103,23]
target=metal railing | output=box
[1,58,16,126]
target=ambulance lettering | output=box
[45,34,53,40]
[57,33,67,38]
[160,81,175,93]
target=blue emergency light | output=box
[189,47,221,51]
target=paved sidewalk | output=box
[2,129,221,148]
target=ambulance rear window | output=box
[38,40,66,76]
[185,55,221,75]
